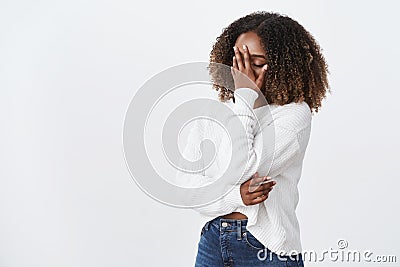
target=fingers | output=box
[248,176,264,192]
[232,55,238,70]
[255,64,268,89]
[250,174,268,185]
[231,55,238,79]
[249,176,271,189]
[233,46,244,70]
[248,175,272,192]
[249,193,269,205]
[251,179,275,190]
[242,44,250,69]
[246,172,262,184]
[249,180,276,193]
[240,174,276,206]
[249,188,271,198]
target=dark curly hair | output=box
[208,11,330,113]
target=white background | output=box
[1,0,399,266]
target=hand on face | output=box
[231,44,268,91]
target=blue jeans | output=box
[195,216,304,267]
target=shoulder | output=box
[272,101,312,133]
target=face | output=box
[234,31,267,79]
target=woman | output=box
[176,11,329,266]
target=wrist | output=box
[233,88,259,109]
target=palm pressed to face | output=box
[234,31,268,80]
[231,31,269,108]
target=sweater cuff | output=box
[234,88,259,110]
[225,184,247,208]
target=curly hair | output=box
[208,11,330,113]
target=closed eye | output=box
[252,63,265,68]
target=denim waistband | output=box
[206,216,248,231]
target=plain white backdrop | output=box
[1,0,399,266]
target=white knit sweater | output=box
[174,87,312,256]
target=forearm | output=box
[175,88,261,216]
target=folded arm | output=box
[173,88,300,217]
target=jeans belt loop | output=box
[237,220,242,240]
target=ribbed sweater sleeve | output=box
[259,126,300,178]
[174,88,304,217]
[194,107,302,217]
[173,88,259,216]
[173,117,246,215]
